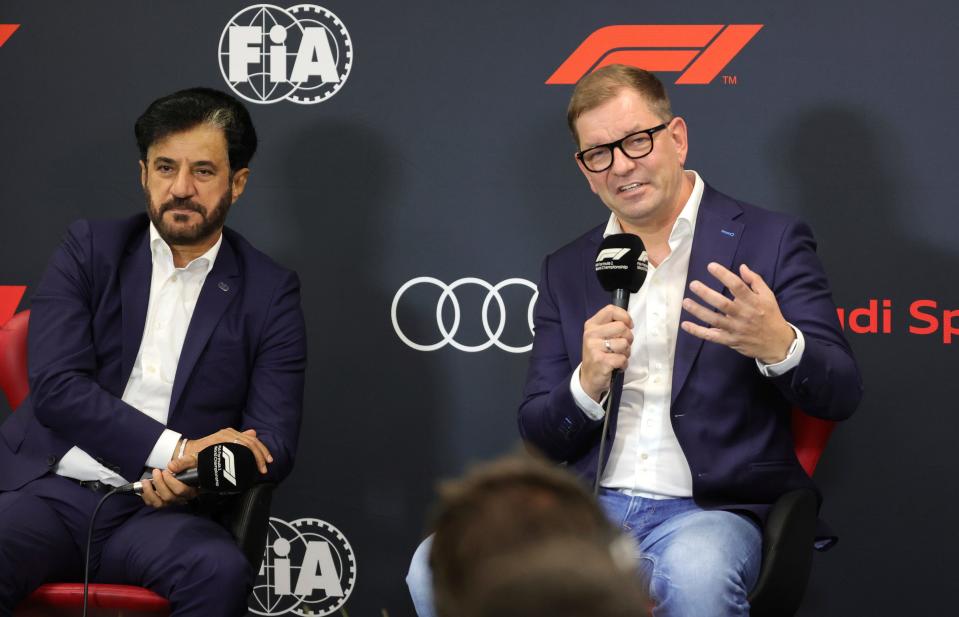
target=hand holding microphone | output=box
[580,234,650,402]
[124,442,260,508]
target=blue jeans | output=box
[406,489,762,617]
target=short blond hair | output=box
[567,64,673,145]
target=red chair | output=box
[747,410,836,617]
[1,310,274,617]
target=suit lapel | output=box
[583,229,607,318]
[119,229,152,385]
[169,235,241,419]
[671,186,744,404]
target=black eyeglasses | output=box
[576,123,668,173]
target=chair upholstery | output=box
[0,310,30,410]
[1,310,274,616]
[747,409,836,617]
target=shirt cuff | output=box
[146,429,183,470]
[570,364,607,421]
[756,323,805,377]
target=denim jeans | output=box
[406,489,762,617]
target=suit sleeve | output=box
[29,220,166,481]
[767,218,863,420]
[240,270,307,483]
[518,254,603,462]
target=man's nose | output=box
[609,145,636,175]
[171,167,196,198]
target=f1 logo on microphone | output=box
[0,24,19,48]
[547,24,763,85]
[596,248,632,262]
[222,447,237,486]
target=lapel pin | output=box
[218,282,230,292]
[720,229,736,237]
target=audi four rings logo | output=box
[218,4,353,105]
[391,277,539,353]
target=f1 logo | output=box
[0,24,19,48]
[547,25,763,85]
[596,248,631,262]
[222,447,237,486]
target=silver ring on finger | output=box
[603,338,613,353]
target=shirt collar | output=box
[148,222,223,276]
[603,170,705,246]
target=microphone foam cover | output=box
[595,233,649,293]
[197,442,258,493]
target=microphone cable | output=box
[82,487,120,617]
[593,370,624,497]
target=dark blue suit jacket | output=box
[519,185,862,521]
[0,214,307,491]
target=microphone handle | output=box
[173,467,200,487]
[119,467,201,495]
[611,288,629,309]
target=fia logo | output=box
[249,517,357,616]
[218,4,353,105]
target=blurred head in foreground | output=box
[428,453,645,617]
[463,537,649,617]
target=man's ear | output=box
[230,168,250,203]
[139,160,147,188]
[668,116,689,167]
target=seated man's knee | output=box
[185,541,252,588]
[645,512,760,609]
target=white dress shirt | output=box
[55,223,222,485]
[570,171,804,498]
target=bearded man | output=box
[0,87,307,616]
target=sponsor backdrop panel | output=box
[0,1,956,615]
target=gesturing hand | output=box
[680,262,795,365]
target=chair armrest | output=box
[748,488,818,617]
[212,482,276,570]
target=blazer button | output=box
[46,455,57,467]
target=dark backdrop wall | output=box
[1,1,956,615]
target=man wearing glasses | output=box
[514,64,862,614]
[407,64,861,616]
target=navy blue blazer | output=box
[518,184,862,521]
[0,214,307,491]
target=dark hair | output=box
[429,453,624,617]
[567,64,673,146]
[464,538,650,617]
[134,87,257,172]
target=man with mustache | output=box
[0,88,307,616]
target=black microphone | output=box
[592,233,649,495]
[116,442,257,495]
[594,233,649,308]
